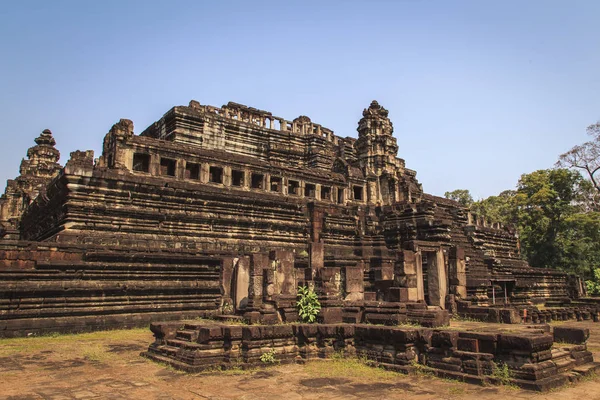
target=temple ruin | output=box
[0,100,589,337]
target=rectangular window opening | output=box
[288,180,300,196]
[321,186,331,201]
[132,153,150,173]
[337,188,345,204]
[353,186,364,201]
[232,170,244,186]
[185,162,200,180]
[305,183,316,198]
[251,173,264,189]
[209,166,223,184]
[160,158,177,177]
[270,176,282,192]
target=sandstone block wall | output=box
[144,321,599,391]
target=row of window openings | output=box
[133,154,201,180]
[133,153,363,201]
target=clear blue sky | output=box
[1,0,598,199]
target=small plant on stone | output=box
[260,348,277,364]
[297,285,321,323]
[491,361,513,386]
[410,360,435,378]
[298,249,309,257]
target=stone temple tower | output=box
[356,101,404,205]
[0,129,61,238]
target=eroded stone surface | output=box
[0,100,586,336]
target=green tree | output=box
[471,190,516,226]
[512,169,600,275]
[444,189,474,207]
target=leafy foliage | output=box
[471,190,516,226]
[586,268,600,295]
[444,189,474,207]
[491,361,514,386]
[259,348,277,364]
[296,285,321,323]
[450,167,600,278]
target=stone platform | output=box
[143,321,600,391]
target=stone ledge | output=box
[143,321,597,391]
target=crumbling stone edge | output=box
[142,322,600,392]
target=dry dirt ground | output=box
[3,320,600,400]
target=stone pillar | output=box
[269,250,296,296]
[243,170,250,189]
[233,257,250,311]
[282,177,288,195]
[177,159,185,180]
[415,252,425,302]
[221,257,235,311]
[428,249,448,309]
[449,247,467,299]
[223,166,232,186]
[344,266,364,301]
[396,250,419,301]
[367,179,378,204]
[200,163,209,183]
[150,154,160,176]
[309,242,324,278]
[247,253,268,309]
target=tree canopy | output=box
[444,189,474,207]
[447,169,600,277]
[444,122,600,283]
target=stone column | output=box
[449,247,467,299]
[150,154,160,176]
[233,257,250,311]
[427,249,448,308]
[223,166,232,186]
[200,163,210,183]
[415,252,425,301]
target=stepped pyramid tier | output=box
[0,100,587,337]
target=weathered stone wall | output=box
[0,99,576,335]
[0,241,222,337]
[144,322,599,391]
[0,129,61,238]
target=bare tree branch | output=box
[557,123,600,194]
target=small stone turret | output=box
[355,101,413,205]
[0,129,62,238]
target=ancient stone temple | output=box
[0,129,62,239]
[0,100,584,337]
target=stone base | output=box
[143,321,597,391]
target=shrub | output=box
[586,268,600,295]
[297,285,321,323]
[260,348,277,364]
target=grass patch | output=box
[397,321,422,328]
[82,344,110,363]
[304,352,399,381]
[447,385,466,395]
[451,315,482,323]
[410,360,435,378]
[0,328,151,359]
[490,361,519,390]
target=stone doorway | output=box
[416,249,447,309]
